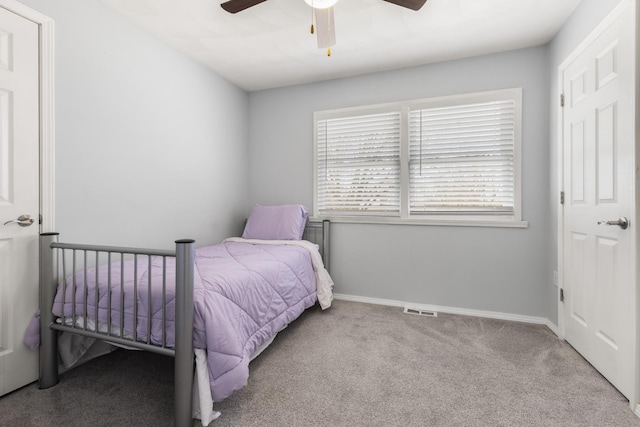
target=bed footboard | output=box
[38,233,195,427]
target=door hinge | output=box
[560,191,565,205]
[560,288,564,302]
[39,214,42,225]
[560,93,565,107]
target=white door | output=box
[0,6,40,396]
[561,4,635,400]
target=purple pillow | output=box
[242,205,309,240]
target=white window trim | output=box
[312,88,528,228]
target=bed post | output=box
[39,232,59,389]
[322,220,330,273]
[174,239,195,427]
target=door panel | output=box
[569,232,587,326]
[594,236,618,350]
[0,6,39,396]
[561,4,634,399]
[570,121,585,203]
[596,102,616,202]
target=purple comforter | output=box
[52,241,317,401]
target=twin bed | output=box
[37,205,333,426]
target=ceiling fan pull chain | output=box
[327,10,331,56]
[310,0,315,34]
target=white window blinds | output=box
[313,88,523,225]
[316,112,401,215]
[408,100,516,214]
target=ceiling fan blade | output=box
[315,7,336,49]
[382,0,427,11]
[220,0,268,14]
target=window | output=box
[313,89,526,227]
[316,110,401,216]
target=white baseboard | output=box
[333,293,559,334]
[635,403,640,419]
[544,319,560,336]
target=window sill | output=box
[311,216,529,229]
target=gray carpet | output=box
[1,299,639,426]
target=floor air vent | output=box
[403,307,438,317]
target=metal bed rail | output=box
[39,232,195,427]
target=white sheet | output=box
[194,349,221,425]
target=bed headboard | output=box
[302,220,330,273]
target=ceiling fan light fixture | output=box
[304,0,338,9]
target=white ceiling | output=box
[101,0,582,92]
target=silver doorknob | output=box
[3,214,35,227]
[597,217,629,230]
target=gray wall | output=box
[22,0,626,322]
[547,0,626,325]
[21,0,250,249]
[249,46,551,318]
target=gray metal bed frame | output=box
[38,220,329,427]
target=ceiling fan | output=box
[219,0,427,56]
